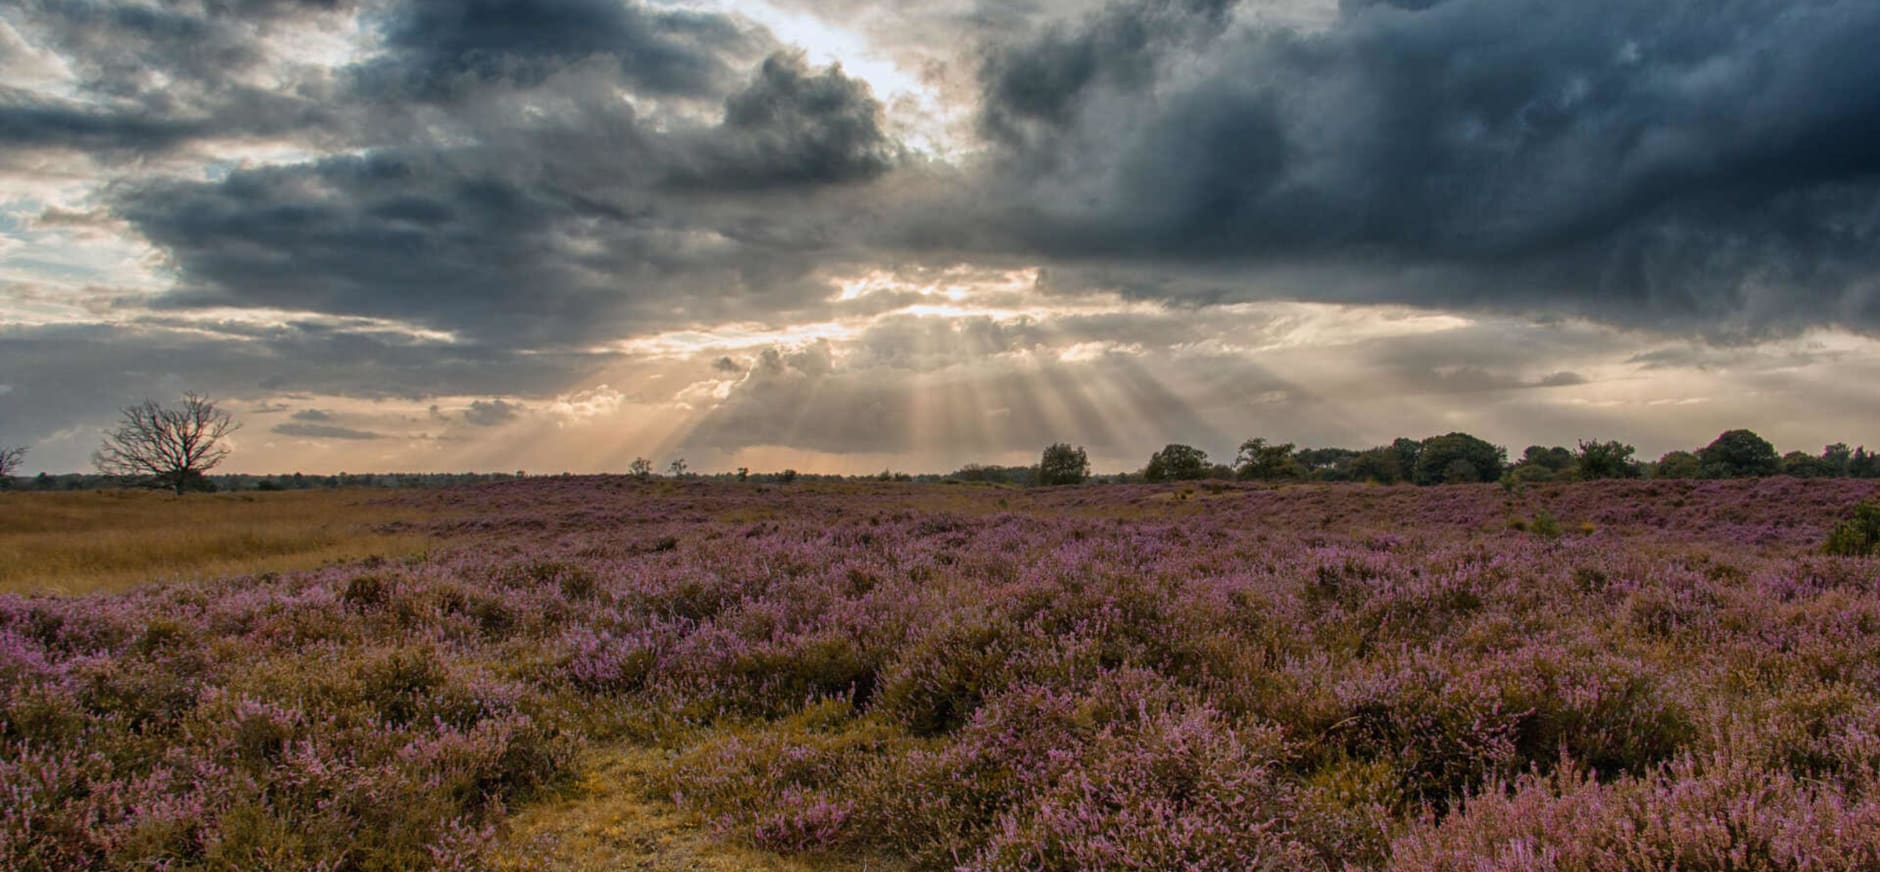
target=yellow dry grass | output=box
[0,489,434,595]
[495,744,906,872]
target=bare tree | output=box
[0,445,24,485]
[94,394,240,495]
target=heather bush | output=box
[876,609,1024,736]
[1392,755,1880,870]
[7,476,1880,869]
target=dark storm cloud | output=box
[664,53,899,191]
[111,41,901,346]
[0,95,204,151]
[946,0,1880,334]
[977,0,1236,150]
[351,0,756,101]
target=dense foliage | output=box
[1036,443,1091,487]
[1144,444,1211,482]
[4,477,1880,870]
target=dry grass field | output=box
[0,488,435,595]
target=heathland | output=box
[4,477,1879,870]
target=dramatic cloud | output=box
[3,0,1880,474]
[352,0,756,102]
[948,0,1880,334]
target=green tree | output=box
[1823,443,1853,477]
[1654,450,1702,479]
[1414,433,1505,485]
[1851,447,1878,479]
[1576,439,1640,480]
[1037,443,1091,486]
[1390,438,1423,479]
[1782,451,1836,478]
[1144,444,1210,483]
[1698,429,1780,479]
[1508,445,1575,483]
[1235,438,1305,481]
[1296,447,1359,480]
[1349,447,1402,484]
[629,457,653,480]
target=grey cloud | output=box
[0,94,204,152]
[272,421,382,440]
[14,0,347,94]
[1,0,355,155]
[941,0,1880,335]
[462,398,519,426]
[664,52,900,191]
[0,319,616,454]
[351,0,757,102]
[977,0,1236,151]
[290,408,332,421]
[113,47,902,346]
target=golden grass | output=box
[0,489,435,595]
[495,743,906,872]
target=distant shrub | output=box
[1824,501,1880,557]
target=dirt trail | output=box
[495,745,906,872]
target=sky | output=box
[2,0,1879,476]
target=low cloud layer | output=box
[3,0,1879,472]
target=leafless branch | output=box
[93,393,240,494]
[0,445,23,481]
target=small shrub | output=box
[1825,501,1880,556]
[341,573,390,610]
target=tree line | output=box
[1021,429,1880,487]
[3,394,1874,492]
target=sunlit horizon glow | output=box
[4,0,1879,476]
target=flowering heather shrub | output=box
[1391,755,1880,870]
[5,476,1880,869]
